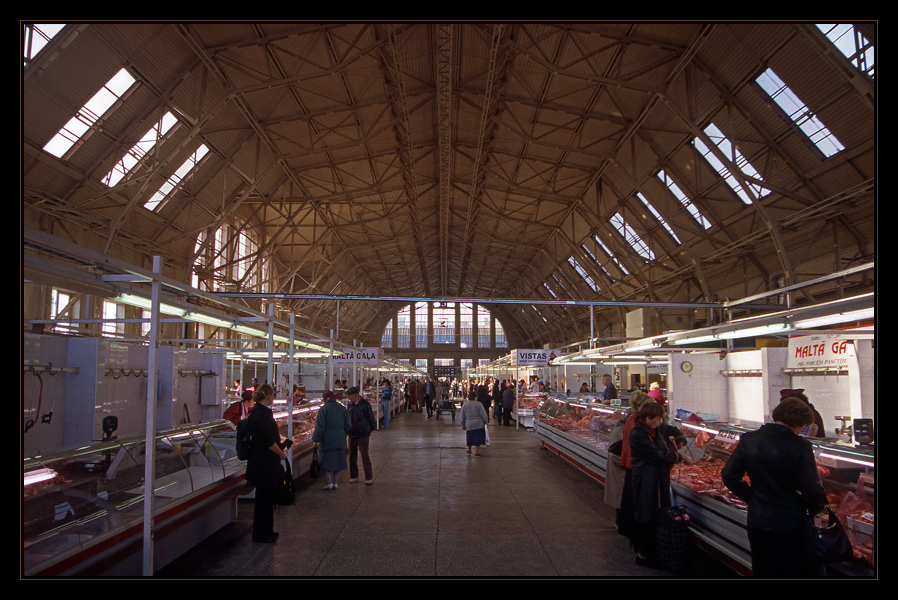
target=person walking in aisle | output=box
[423,377,435,418]
[501,383,516,426]
[380,378,394,428]
[244,384,288,543]
[476,379,491,415]
[410,378,420,412]
[459,398,489,457]
[347,386,376,485]
[617,390,649,540]
[312,390,351,490]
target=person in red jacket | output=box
[223,390,255,426]
[647,381,666,405]
[617,390,650,540]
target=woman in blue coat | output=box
[312,390,351,490]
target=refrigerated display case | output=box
[670,421,875,575]
[23,400,324,576]
[535,404,875,576]
[534,397,627,484]
[277,399,321,480]
[23,420,248,576]
[514,392,545,428]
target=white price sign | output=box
[515,348,561,366]
[787,334,852,369]
[331,347,381,366]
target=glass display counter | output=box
[23,400,325,576]
[534,405,875,576]
[670,420,875,575]
[23,420,247,576]
[534,397,628,483]
[514,392,545,428]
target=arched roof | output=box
[22,22,876,348]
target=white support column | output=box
[142,256,161,576]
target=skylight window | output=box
[144,144,210,211]
[592,235,629,276]
[550,273,576,298]
[694,123,768,205]
[817,24,874,78]
[567,256,601,292]
[610,212,655,261]
[755,68,844,158]
[23,23,65,64]
[543,282,558,298]
[103,112,179,186]
[657,170,712,230]
[580,244,613,279]
[636,193,680,244]
[43,68,137,160]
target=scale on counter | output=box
[854,418,874,445]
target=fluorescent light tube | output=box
[795,308,874,329]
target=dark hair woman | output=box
[627,399,689,568]
[721,397,828,576]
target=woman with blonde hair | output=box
[647,381,666,405]
[611,390,651,540]
[245,384,288,543]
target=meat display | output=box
[670,454,874,567]
[671,458,748,510]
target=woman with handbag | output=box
[627,400,690,568]
[459,397,489,456]
[312,390,352,490]
[244,384,288,543]
[721,397,828,577]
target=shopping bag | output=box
[655,505,691,573]
[484,424,490,446]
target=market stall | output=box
[534,398,875,576]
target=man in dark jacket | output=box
[347,387,377,484]
[501,384,516,426]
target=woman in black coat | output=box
[721,397,827,577]
[244,384,288,543]
[628,400,689,567]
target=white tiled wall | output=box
[669,352,729,422]
[668,341,874,433]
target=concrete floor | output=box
[156,407,738,580]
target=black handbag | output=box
[309,447,321,480]
[277,458,296,506]
[806,505,853,564]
